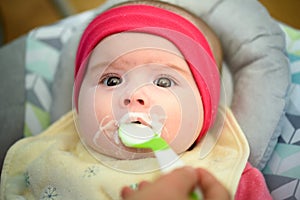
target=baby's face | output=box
[77,32,203,160]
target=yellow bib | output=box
[1,107,249,200]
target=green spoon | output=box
[118,123,203,200]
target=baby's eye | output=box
[100,75,122,86]
[154,77,175,88]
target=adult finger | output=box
[196,168,230,200]
[121,186,134,199]
[121,166,198,200]
[121,181,150,199]
[155,166,198,197]
[138,181,150,190]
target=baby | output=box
[1,1,272,199]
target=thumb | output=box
[155,166,198,196]
[196,168,231,200]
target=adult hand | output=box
[121,166,230,200]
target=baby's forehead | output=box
[88,48,190,76]
[97,32,183,54]
[88,32,185,67]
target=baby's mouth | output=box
[130,117,152,129]
[120,113,152,127]
[115,112,165,148]
[117,113,157,144]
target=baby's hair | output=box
[113,0,223,72]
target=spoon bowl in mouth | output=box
[118,123,156,147]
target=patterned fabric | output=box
[263,24,300,200]
[24,11,94,136]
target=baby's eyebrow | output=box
[89,61,111,73]
[89,59,190,76]
[89,60,132,77]
[164,62,190,75]
[90,59,133,70]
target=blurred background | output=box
[0,0,299,45]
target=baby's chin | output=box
[112,149,154,160]
[90,144,155,160]
[81,129,154,161]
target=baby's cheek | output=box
[94,92,114,121]
[160,105,202,153]
[160,115,181,144]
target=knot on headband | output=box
[75,4,220,141]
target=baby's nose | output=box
[124,98,145,106]
[121,88,150,108]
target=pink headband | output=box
[75,4,220,141]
